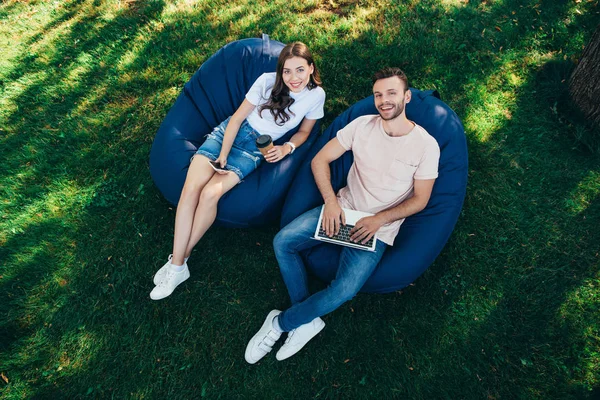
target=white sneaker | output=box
[276,317,325,361]
[245,310,282,364]
[153,255,189,285]
[149,263,190,300]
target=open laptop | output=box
[313,206,378,252]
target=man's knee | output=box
[273,227,296,253]
[331,279,362,303]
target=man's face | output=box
[373,76,410,121]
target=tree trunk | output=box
[569,24,600,128]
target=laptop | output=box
[313,206,378,252]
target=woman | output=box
[150,42,326,300]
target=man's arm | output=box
[350,178,436,244]
[311,137,348,237]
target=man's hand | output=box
[350,215,384,244]
[322,199,345,237]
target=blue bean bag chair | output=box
[281,89,468,293]
[149,34,321,228]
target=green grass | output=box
[1,0,599,398]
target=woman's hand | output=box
[265,145,291,163]
[213,155,229,174]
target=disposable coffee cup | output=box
[256,134,274,156]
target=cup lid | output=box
[256,134,273,147]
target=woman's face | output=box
[281,56,314,93]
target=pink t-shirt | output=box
[336,115,440,245]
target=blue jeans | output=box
[273,206,387,332]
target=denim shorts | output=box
[195,117,264,181]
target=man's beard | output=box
[378,100,405,121]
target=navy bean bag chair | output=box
[150,34,321,228]
[281,89,468,293]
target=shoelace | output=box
[157,269,175,287]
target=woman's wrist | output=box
[284,141,296,155]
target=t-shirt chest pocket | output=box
[387,159,418,183]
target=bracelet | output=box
[284,141,296,155]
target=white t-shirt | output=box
[245,72,326,141]
[336,115,440,245]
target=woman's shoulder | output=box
[310,85,326,97]
[253,72,277,87]
[306,85,326,102]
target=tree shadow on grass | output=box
[1,0,599,398]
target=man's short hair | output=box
[373,67,409,92]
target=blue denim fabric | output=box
[273,206,387,332]
[195,116,263,180]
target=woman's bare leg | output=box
[171,155,216,265]
[184,171,240,257]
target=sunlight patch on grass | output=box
[20,0,114,81]
[164,0,210,14]
[462,83,516,143]
[338,6,380,39]
[10,245,76,326]
[26,9,84,60]
[0,71,48,121]
[71,84,109,118]
[558,273,600,390]
[439,0,470,8]
[278,3,382,46]
[0,0,57,75]
[12,327,104,391]
[0,177,96,245]
[101,0,133,21]
[564,171,600,215]
[62,52,96,90]
[461,51,557,143]
[116,39,149,73]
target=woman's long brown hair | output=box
[258,42,322,126]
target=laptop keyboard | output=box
[317,223,374,248]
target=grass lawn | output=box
[1,0,599,398]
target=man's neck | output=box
[382,114,414,137]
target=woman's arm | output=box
[264,118,317,163]
[216,99,256,167]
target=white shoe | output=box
[153,254,188,285]
[276,317,325,361]
[245,310,282,364]
[149,263,190,300]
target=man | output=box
[245,67,440,364]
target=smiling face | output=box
[281,56,314,93]
[373,76,411,121]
